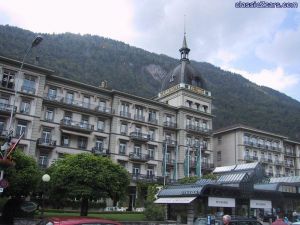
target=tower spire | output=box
[180,15,190,60]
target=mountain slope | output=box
[0,25,299,140]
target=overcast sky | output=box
[0,0,299,101]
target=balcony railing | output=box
[43,94,62,102]
[148,118,158,125]
[186,124,212,135]
[285,163,294,168]
[120,111,131,119]
[130,132,150,142]
[129,152,150,162]
[285,151,296,157]
[134,114,145,122]
[274,160,284,166]
[244,155,254,161]
[244,141,282,152]
[131,174,158,183]
[163,121,177,129]
[21,85,36,94]
[267,172,274,177]
[60,119,94,133]
[163,139,177,147]
[0,103,17,114]
[95,106,113,114]
[260,158,268,163]
[37,138,56,149]
[92,146,110,156]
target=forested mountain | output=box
[0,25,299,141]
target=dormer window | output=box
[169,74,175,82]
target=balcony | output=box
[186,124,212,135]
[134,114,145,122]
[148,118,158,125]
[163,139,177,147]
[244,155,254,162]
[37,138,56,149]
[21,85,36,95]
[285,164,294,168]
[285,151,296,157]
[131,174,158,183]
[163,121,177,129]
[274,160,284,166]
[0,103,17,115]
[95,106,114,115]
[129,132,150,142]
[92,146,110,156]
[60,119,94,134]
[202,162,214,170]
[260,158,268,163]
[120,111,131,119]
[0,129,8,139]
[43,94,62,102]
[129,152,150,162]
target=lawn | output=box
[43,211,145,221]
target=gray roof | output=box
[213,165,236,173]
[158,184,204,197]
[218,172,249,184]
[195,179,217,185]
[269,176,300,183]
[254,183,279,191]
[235,162,259,171]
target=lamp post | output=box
[6,35,43,143]
[41,174,50,217]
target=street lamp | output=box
[6,35,43,142]
[41,174,50,217]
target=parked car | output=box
[37,217,122,225]
[194,216,263,225]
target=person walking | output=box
[223,215,231,225]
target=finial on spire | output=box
[179,14,190,60]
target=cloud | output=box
[223,66,299,91]
[256,27,300,67]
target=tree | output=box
[3,149,41,198]
[1,150,41,224]
[48,153,130,216]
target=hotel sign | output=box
[158,83,210,98]
[208,197,235,207]
[250,200,272,209]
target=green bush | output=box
[144,201,164,221]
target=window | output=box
[48,87,57,100]
[64,111,72,123]
[97,119,105,132]
[0,96,10,112]
[20,100,30,114]
[169,74,175,82]
[217,151,222,161]
[66,92,74,104]
[121,102,129,112]
[195,103,200,111]
[148,145,155,160]
[132,164,140,175]
[148,110,157,122]
[118,160,127,168]
[83,96,90,108]
[166,115,172,123]
[22,75,36,94]
[120,123,127,135]
[135,126,141,133]
[148,129,155,141]
[81,115,89,129]
[0,118,5,132]
[38,155,48,168]
[45,108,54,121]
[134,145,141,156]
[42,128,52,143]
[147,165,155,177]
[16,120,27,138]
[119,142,127,155]
[95,138,103,150]
[186,100,192,108]
[218,136,222,144]
[186,137,192,146]
[78,136,88,149]
[186,117,192,126]
[1,69,16,89]
[61,134,70,146]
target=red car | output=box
[37,217,122,225]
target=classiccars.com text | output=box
[235,1,298,8]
